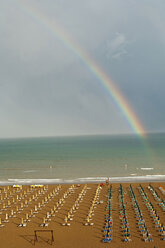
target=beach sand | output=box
[0,182,164,248]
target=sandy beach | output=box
[0,182,164,248]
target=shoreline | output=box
[0,174,165,186]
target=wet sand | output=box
[0,182,164,248]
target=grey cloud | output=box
[105,33,128,60]
[0,0,165,137]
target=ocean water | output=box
[0,133,165,184]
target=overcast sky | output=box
[0,0,165,138]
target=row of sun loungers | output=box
[138,185,165,241]
[159,186,165,196]
[148,184,165,212]
[102,185,113,243]
[119,184,131,242]
[129,185,153,242]
[84,184,102,226]
[63,184,87,226]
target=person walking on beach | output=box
[106,178,110,185]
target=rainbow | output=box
[16,0,146,137]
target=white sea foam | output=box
[0,174,163,186]
[24,170,37,173]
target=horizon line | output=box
[0,131,164,140]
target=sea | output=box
[0,133,165,185]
